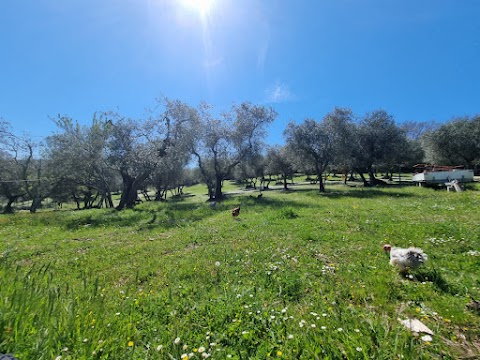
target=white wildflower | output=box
[421,335,433,342]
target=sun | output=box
[180,0,215,17]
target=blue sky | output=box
[1,0,479,144]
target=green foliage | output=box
[278,206,299,219]
[0,185,479,359]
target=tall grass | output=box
[0,184,479,359]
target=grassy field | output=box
[1,181,479,359]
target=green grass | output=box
[1,183,479,359]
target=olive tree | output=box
[0,125,27,213]
[148,99,200,201]
[107,116,163,210]
[0,120,53,213]
[352,110,407,186]
[265,145,296,191]
[45,114,117,209]
[284,118,334,192]
[110,98,198,209]
[189,102,277,200]
[421,115,480,168]
[322,108,357,181]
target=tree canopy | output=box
[1,100,478,212]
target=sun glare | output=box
[180,0,215,17]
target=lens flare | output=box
[180,0,214,17]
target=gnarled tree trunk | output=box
[116,171,150,210]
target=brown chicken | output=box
[231,206,241,217]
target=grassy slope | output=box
[0,182,479,359]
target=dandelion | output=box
[174,337,181,344]
[421,335,433,342]
[128,341,134,347]
[356,347,362,352]
[277,350,283,356]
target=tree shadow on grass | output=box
[309,188,416,199]
[62,185,415,230]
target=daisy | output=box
[421,335,433,342]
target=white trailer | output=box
[412,168,474,185]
